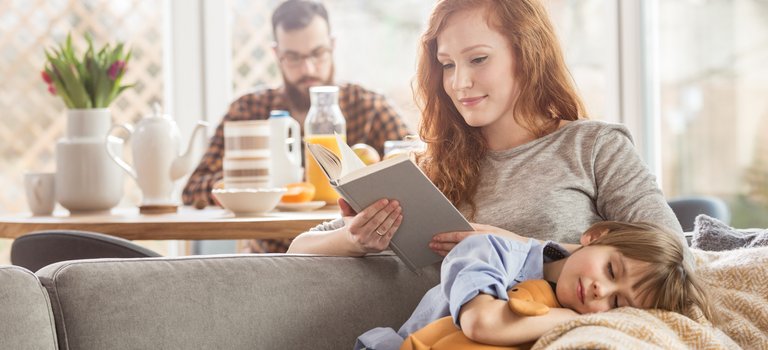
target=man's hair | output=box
[414,0,585,220]
[271,0,330,40]
[586,221,714,322]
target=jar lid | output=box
[309,86,339,94]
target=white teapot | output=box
[106,104,208,206]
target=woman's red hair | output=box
[414,0,586,218]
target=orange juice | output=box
[305,134,345,204]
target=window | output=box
[229,0,435,129]
[658,0,768,227]
[0,0,165,214]
[8,0,759,261]
[227,0,613,130]
[547,0,613,121]
[0,0,168,261]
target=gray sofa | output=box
[0,265,58,349]
[2,253,439,350]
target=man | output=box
[183,0,411,253]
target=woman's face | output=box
[436,7,518,129]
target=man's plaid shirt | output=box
[182,83,411,253]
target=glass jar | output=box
[304,86,346,204]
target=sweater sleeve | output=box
[592,126,683,235]
[440,235,536,326]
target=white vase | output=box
[56,109,124,213]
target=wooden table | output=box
[0,206,340,241]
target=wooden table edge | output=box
[0,209,340,240]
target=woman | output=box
[288,0,681,257]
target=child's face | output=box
[556,245,652,314]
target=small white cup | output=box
[25,172,56,216]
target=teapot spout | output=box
[170,121,209,181]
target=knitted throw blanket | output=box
[532,247,768,349]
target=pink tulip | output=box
[108,60,126,80]
[48,84,56,95]
[41,70,52,84]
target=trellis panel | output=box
[0,0,165,213]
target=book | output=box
[306,135,473,272]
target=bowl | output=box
[212,188,287,216]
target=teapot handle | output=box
[105,124,138,180]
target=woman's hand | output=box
[339,198,403,254]
[429,223,529,256]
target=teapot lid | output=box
[148,102,170,119]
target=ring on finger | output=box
[375,228,386,236]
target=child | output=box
[354,221,712,349]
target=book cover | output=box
[306,137,473,272]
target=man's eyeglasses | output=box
[279,47,332,68]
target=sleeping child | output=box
[355,221,714,349]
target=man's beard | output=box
[283,65,335,111]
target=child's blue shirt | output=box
[354,234,570,350]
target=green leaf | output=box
[45,66,75,108]
[123,49,132,65]
[60,62,91,108]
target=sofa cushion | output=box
[0,265,58,350]
[36,253,439,350]
[691,214,768,251]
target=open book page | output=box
[307,135,409,185]
[305,134,367,181]
[335,133,366,178]
[305,143,342,180]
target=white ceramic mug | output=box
[224,120,271,188]
[224,120,270,158]
[25,172,56,216]
[223,157,271,189]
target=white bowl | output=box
[212,188,287,216]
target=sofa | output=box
[1,253,439,350]
[0,265,58,349]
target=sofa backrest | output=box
[0,265,58,350]
[36,253,439,350]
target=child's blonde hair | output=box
[585,221,714,322]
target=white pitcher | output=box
[268,110,302,187]
[106,104,208,206]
